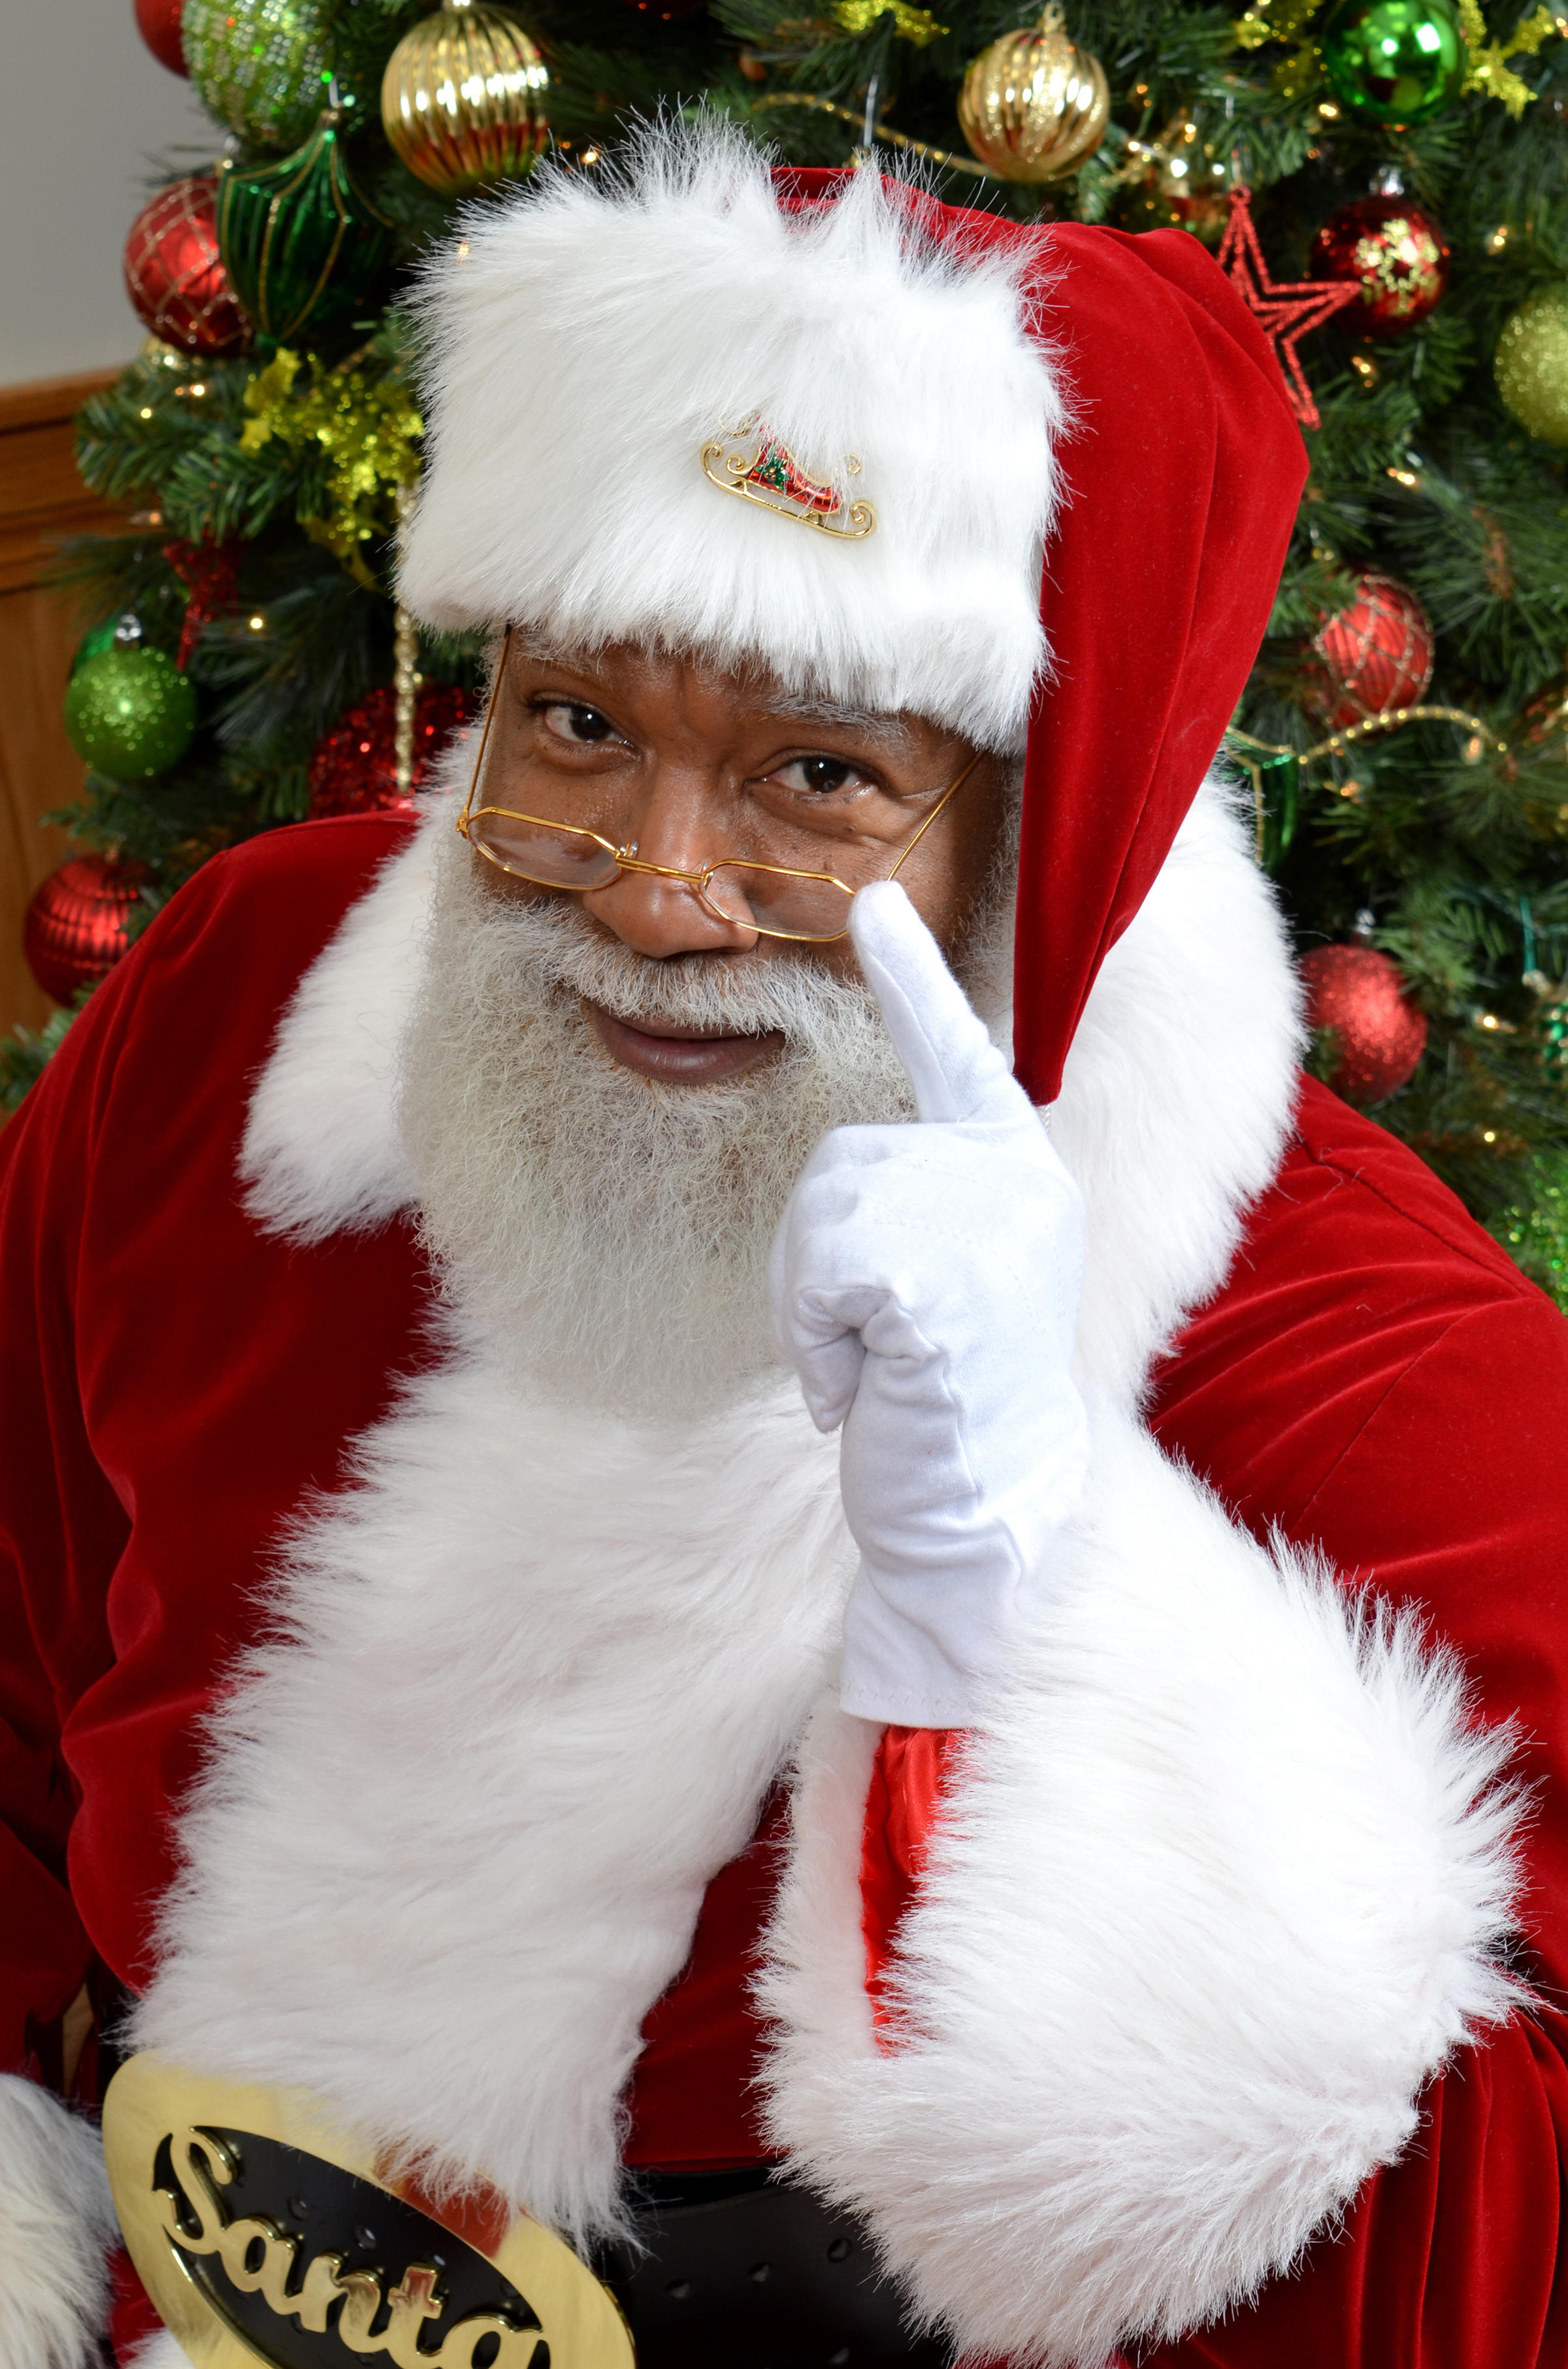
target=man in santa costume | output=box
[3,122,1565,2369]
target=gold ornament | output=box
[957,5,1111,182]
[381,0,549,198]
[1495,284,1568,447]
[1119,116,1235,246]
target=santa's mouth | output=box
[581,998,787,1084]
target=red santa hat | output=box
[400,122,1305,1104]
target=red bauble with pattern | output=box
[123,176,249,358]
[134,0,189,74]
[1300,942,1428,1102]
[1308,195,1449,338]
[24,857,146,1006]
[1311,570,1434,728]
[307,684,473,819]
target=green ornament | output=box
[217,112,392,344]
[1495,284,1568,446]
[181,0,332,148]
[63,646,197,780]
[1320,0,1466,123]
[1540,994,1568,1074]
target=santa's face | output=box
[463,637,1013,1087]
[398,641,1018,1418]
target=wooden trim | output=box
[0,369,121,436]
[0,368,130,594]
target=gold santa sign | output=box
[103,2055,635,2369]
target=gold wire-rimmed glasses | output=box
[455,630,985,944]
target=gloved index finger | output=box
[850,881,1023,1125]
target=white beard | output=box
[399,831,956,1419]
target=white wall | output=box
[0,0,220,386]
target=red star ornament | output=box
[1216,186,1362,430]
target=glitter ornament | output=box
[1120,118,1235,246]
[217,111,392,343]
[307,683,472,818]
[135,0,189,74]
[381,1,550,197]
[1308,194,1450,337]
[1311,571,1434,727]
[1539,992,1568,1077]
[958,7,1111,184]
[1301,943,1429,1102]
[24,859,146,1006]
[1320,0,1466,124]
[163,537,243,668]
[123,177,249,359]
[181,0,332,147]
[63,644,198,780]
[1215,186,1361,429]
[1495,285,1568,447]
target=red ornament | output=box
[1301,943,1428,1102]
[308,684,473,819]
[1216,185,1362,429]
[163,537,244,669]
[134,0,188,73]
[620,0,707,13]
[1308,195,1449,338]
[123,176,249,358]
[1311,570,1434,727]
[24,857,146,1006]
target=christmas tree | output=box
[18,0,1568,1306]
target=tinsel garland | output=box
[239,348,422,586]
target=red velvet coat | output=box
[3,812,1567,2362]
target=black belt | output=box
[598,2168,952,2369]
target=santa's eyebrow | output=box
[752,688,902,735]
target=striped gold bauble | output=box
[957,5,1111,184]
[380,0,549,197]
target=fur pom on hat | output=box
[399,122,1066,753]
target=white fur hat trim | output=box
[399,123,1066,753]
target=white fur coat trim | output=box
[759,1405,1522,2366]
[399,124,1064,754]
[111,777,1522,2362]
[0,2076,118,2369]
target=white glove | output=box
[770,882,1089,1727]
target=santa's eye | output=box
[766,755,871,798]
[539,701,617,746]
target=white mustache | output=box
[464,883,887,1053]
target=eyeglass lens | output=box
[466,810,855,942]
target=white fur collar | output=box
[137,778,1303,2244]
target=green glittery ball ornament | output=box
[63,646,197,779]
[181,0,332,148]
[1495,285,1568,447]
[1320,0,1466,124]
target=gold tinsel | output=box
[1457,0,1561,116]
[831,1,948,38]
[240,350,423,586]
[380,0,549,197]
[957,5,1110,183]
